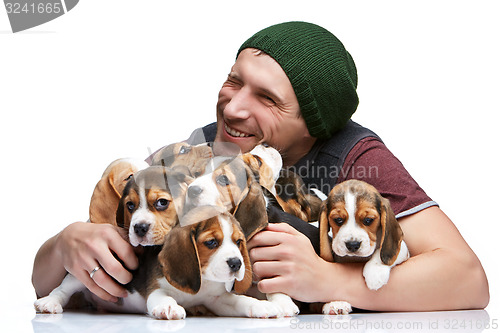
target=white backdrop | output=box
[1,0,498,320]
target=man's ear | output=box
[379,197,404,266]
[158,225,201,294]
[318,202,334,262]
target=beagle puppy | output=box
[35,165,193,315]
[182,145,300,317]
[141,206,281,319]
[319,179,410,315]
[89,158,149,226]
[183,144,282,239]
[150,142,213,177]
[116,166,192,246]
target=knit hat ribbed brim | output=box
[237,21,359,138]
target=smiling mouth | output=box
[224,122,254,138]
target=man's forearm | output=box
[32,233,66,298]
[325,248,488,311]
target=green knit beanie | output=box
[237,21,358,138]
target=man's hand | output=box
[54,222,138,302]
[247,222,330,302]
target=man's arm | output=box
[32,222,138,302]
[249,206,489,311]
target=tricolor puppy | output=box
[34,165,192,315]
[116,166,192,246]
[319,179,410,315]
[183,145,300,317]
[150,142,213,177]
[89,158,149,226]
[183,144,282,238]
[141,206,281,319]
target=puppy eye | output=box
[126,201,135,212]
[333,217,344,226]
[124,174,133,181]
[236,239,243,247]
[179,146,191,155]
[154,199,170,211]
[204,239,219,249]
[363,218,374,226]
[216,174,230,186]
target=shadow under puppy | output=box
[318,179,410,315]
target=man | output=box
[32,21,489,311]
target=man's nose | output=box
[223,88,252,120]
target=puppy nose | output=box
[345,241,361,253]
[226,257,242,273]
[134,223,150,237]
[188,185,203,198]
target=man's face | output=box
[215,48,316,166]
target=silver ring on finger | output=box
[89,266,101,279]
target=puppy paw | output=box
[151,304,186,320]
[248,300,282,318]
[34,297,63,314]
[363,263,391,290]
[322,301,352,315]
[267,293,299,317]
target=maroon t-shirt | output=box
[338,137,437,218]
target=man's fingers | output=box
[106,227,139,271]
[76,269,119,303]
[257,276,288,295]
[88,266,129,298]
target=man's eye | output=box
[263,95,276,104]
[204,239,219,249]
[216,175,230,186]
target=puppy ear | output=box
[379,197,404,266]
[233,238,253,294]
[318,201,334,262]
[89,172,121,226]
[115,180,133,229]
[233,178,268,240]
[158,225,201,294]
[304,193,323,222]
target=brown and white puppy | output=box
[116,166,192,246]
[183,144,281,239]
[182,145,300,317]
[89,158,149,226]
[319,179,410,315]
[35,165,193,315]
[150,142,213,177]
[142,206,281,319]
